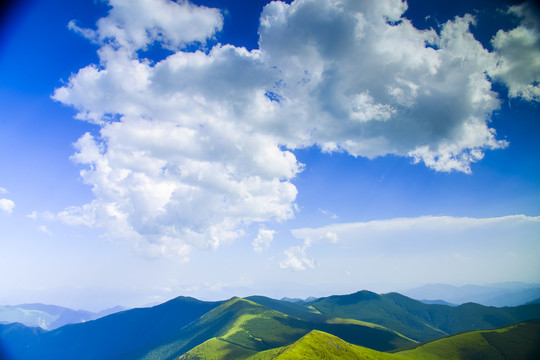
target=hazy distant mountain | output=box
[0,303,128,330]
[402,282,540,307]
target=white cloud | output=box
[292,214,540,255]
[258,2,506,173]
[0,187,15,214]
[0,198,15,214]
[279,244,314,271]
[490,3,540,101]
[252,229,275,252]
[68,0,223,53]
[52,0,531,255]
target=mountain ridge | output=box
[1,291,540,360]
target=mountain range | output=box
[1,290,539,359]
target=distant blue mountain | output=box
[402,282,540,307]
[0,303,128,330]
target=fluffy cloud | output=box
[0,199,15,214]
[0,187,15,214]
[258,1,506,173]
[252,229,275,252]
[53,0,533,254]
[490,3,540,101]
[68,0,223,53]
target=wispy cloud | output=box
[288,215,540,282]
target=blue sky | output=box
[0,0,539,311]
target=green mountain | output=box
[144,297,414,360]
[245,295,328,323]
[2,291,540,360]
[246,329,395,360]
[0,296,223,360]
[397,319,540,360]
[306,290,540,342]
[245,320,540,360]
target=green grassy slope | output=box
[246,320,540,360]
[397,320,540,360]
[247,330,396,360]
[142,298,308,360]
[307,291,540,342]
[170,298,416,360]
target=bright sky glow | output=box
[0,0,539,311]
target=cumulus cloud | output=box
[52,0,533,254]
[490,3,540,101]
[0,198,15,214]
[68,0,223,53]
[0,187,15,214]
[252,228,275,252]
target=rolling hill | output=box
[246,330,395,360]
[306,290,540,342]
[245,320,540,360]
[397,319,540,359]
[1,291,540,360]
[141,297,415,360]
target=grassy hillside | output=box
[149,297,415,360]
[397,320,540,359]
[245,320,540,360]
[307,290,540,342]
[247,330,396,360]
[2,292,539,360]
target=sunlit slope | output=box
[247,320,540,360]
[144,297,308,360]
[247,330,396,360]
[397,320,540,360]
[171,298,416,360]
[307,290,540,342]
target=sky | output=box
[0,0,539,311]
